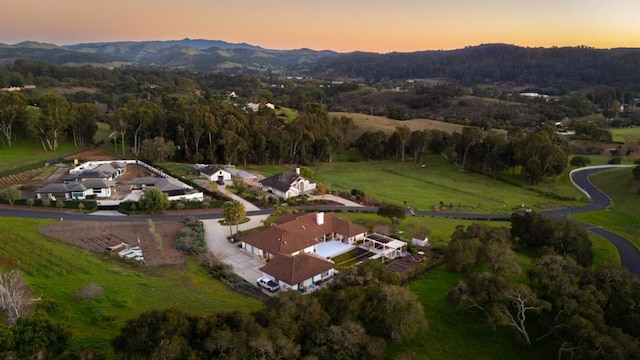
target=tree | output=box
[359,284,428,340]
[0,91,26,146]
[447,272,546,346]
[458,127,484,170]
[222,200,245,238]
[30,93,70,151]
[0,186,21,206]
[67,103,99,148]
[138,188,170,213]
[10,315,69,359]
[515,125,567,184]
[112,308,193,358]
[311,321,385,360]
[511,212,593,266]
[394,125,411,162]
[0,270,34,325]
[408,130,431,164]
[140,136,176,163]
[570,156,591,168]
[376,203,406,223]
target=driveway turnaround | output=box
[202,215,269,284]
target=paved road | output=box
[1,165,638,275]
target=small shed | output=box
[412,233,429,248]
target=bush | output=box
[174,218,206,254]
[634,158,640,165]
[570,156,591,167]
[199,252,233,279]
[633,166,640,181]
[75,283,103,301]
[607,157,622,164]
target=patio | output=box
[315,240,355,259]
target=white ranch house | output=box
[259,168,316,199]
[199,166,232,183]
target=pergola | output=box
[364,233,407,259]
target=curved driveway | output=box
[1,166,638,275]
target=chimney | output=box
[295,167,300,175]
[316,212,324,225]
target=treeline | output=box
[445,214,640,358]
[357,123,568,184]
[315,44,640,91]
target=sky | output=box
[2,0,639,53]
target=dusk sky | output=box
[2,0,639,53]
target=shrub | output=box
[607,157,622,164]
[75,283,103,301]
[0,186,22,205]
[199,252,233,279]
[633,166,640,181]
[175,218,206,254]
[570,156,591,167]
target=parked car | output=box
[257,277,280,292]
[216,179,225,186]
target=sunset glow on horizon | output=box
[2,0,639,53]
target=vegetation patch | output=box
[0,217,261,357]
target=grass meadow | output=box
[388,266,556,360]
[0,218,261,357]
[572,167,640,250]
[0,140,76,175]
[329,111,467,141]
[312,157,583,213]
[610,126,640,143]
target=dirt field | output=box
[64,147,117,161]
[38,219,185,266]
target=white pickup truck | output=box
[257,277,280,292]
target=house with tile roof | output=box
[259,168,316,199]
[240,212,368,291]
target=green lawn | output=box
[0,140,76,174]
[312,157,581,213]
[0,218,262,357]
[572,167,640,250]
[388,266,555,360]
[609,126,640,143]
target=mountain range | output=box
[2,38,640,90]
[0,38,339,72]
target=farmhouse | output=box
[199,166,231,183]
[240,212,367,291]
[259,168,316,199]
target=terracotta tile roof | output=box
[260,253,334,286]
[240,212,368,256]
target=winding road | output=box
[1,166,638,275]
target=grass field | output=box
[329,112,467,141]
[388,266,556,360]
[246,158,583,214]
[572,167,640,250]
[313,157,582,213]
[0,140,76,174]
[0,218,261,357]
[609,126,640,143]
